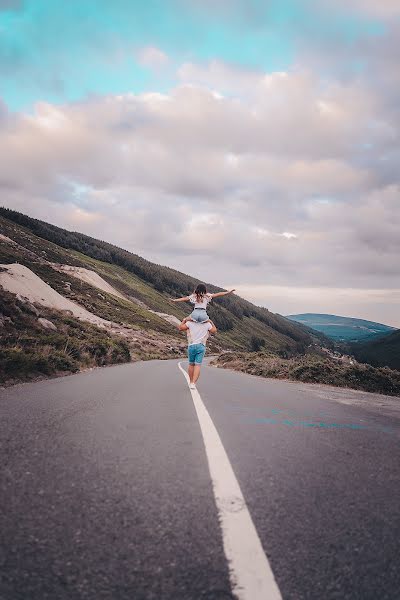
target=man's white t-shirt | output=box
[186,320,213,346]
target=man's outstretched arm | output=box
[179,319,189,331]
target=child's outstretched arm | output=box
[210,289,235,299]
[169,295,191,302]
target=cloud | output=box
[137,46,170,69]
[1,27,400,324]
[323,0,400,18]
[178,60,261,95]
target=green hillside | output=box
[0,207,324,353]
[0,209,330,383]
[286,313,396,342]
[351,330,400,371]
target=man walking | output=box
[179,318,217,389]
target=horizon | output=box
[1,1,399,326]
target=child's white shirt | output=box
[189,293,212,309]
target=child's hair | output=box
[194,283,207,302]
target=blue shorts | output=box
[188,343,206,365]
[190,308,209,323]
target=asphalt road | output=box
[1,359,399,600]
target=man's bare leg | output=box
[188,364,201,384]
[192,365,201,384]
[188,364,194,383]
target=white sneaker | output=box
[189,383,196,390]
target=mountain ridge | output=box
[286,312,396,343]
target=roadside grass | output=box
[0,289,132,384]
[212,352,400,397]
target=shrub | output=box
[0,287,133,383]
[250,336,266,352]
[48,351,80,373]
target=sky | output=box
[1,0,399,326]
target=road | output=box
[1,359,399,600]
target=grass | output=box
[213,351,400,397]
[0,288,133,384]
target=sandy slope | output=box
[0,234,16,244]
[54,264,181,326]
[0,263,109,327]
[54,265,127,300]
[153,311,181,326]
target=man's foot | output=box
[189,383,196,390]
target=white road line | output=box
[178,362,282,600]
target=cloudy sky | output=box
[1,0,399,325]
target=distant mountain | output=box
[286,313,396,343]
[351,329,400,371]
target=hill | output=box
[0,208,328,383]
[351,329,400,371]
[286,313,396,343]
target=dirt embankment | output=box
[53,264,127,300]
[0,263,110,327]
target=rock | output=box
[38,318,57,331]
[0,314,13,327]
[16,294,40,316]
[26,302,40,316]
